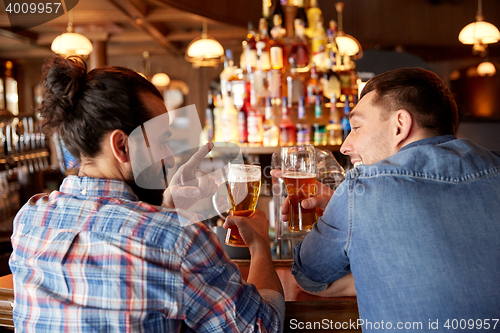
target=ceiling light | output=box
[185,22,224,67]
[151,73,171,87]
[334,2,362,59]
[458,0,499,56]
[477,61,496,76]
[51,10,93,57]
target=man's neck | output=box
[78,159,125,181]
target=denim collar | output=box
[399,135,456,152]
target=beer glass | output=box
[224,163,261,247]
[281,144,317,232]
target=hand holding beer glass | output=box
[282,145,317,232]
[224,163,262,247]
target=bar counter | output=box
[234,260,360,332]
[0,261,360,332]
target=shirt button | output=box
[81,189,87,195]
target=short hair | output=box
[40,56,163,161]
[360,68,458,136]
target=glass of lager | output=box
[281,144,317,232]
[224,163,262,247]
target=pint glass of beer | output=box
[281,145,317,232]
[225,163,261,247]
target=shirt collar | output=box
[60,176,138,201]
[399,135,456,152]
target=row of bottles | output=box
[203,90,355,147]
[203,0,359,148]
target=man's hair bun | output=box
[39,56,87,132]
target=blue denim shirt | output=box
[292,135,500,330]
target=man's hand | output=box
[270,169,334,222]
[162,142,218,210]
[223,210,270,253]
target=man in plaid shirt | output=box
[9,56,284,332]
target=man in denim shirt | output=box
[288,68,500,330]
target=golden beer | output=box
[225,165,261,247]
[283,171,317,232]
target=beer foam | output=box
[283,171,316,179]
[228,165,261,182]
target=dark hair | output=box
[360,68,458,136]
[40,56,163,161]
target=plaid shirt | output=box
[10,176,282,332]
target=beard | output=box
[125,168,166,206]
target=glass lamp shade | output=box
[335,34,361,57]
[185,36,224,67]
[51,32,93,56]
[459,21,500,45]
[151,73,171,87]
[477,61,496,76]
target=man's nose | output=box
[340,134,352,156]
[162,146,175,169]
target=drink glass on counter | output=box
[281,144,317,232]
[224,163,261,247]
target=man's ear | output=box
[109,130,130,163]
[392,109,412,147]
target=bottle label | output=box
[268,70,282,99]
[296,127,311,145]
[279,128,295,146]
[221,112,238,143]
[313,125,326,146]
[263,126,279,147]
[247,115,264,143]
[289,78,304,105]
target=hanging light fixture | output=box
[185,22,224,67]
[335,2,362,58]
[51,10,93,57]
[151,73,171,87]
[477,61,496,76]
[459,0,499,56]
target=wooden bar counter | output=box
[0,261,360,332]
[235,260,360,332]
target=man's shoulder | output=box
[13,190,210,250]
[352,137,500,182]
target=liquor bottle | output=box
[306,0,323,38]
[296,96,312,145]
[321,56,341,105]
[254,45,269,104]
[326,20,340,72]
[245,21,258,72]
[202,90,215,143]
[310,20,327,71]
[272,0,286,31]
[213,94,224,142]
[286,58,305,107]
[221,92,239,143]
[238,84,250,144]
[270,14,287,70]
[341,95,351,141]
[306,63,322,106]
[338,55,353,96]
[279,97,296,146]
[247,88,264,145]
[288,19,310,69]
[257,18,271,71]
[326,93,342,145]
[312,95,327,146]
[295,0,309,28]
[220,49,236,98]
[263,97,279,147]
